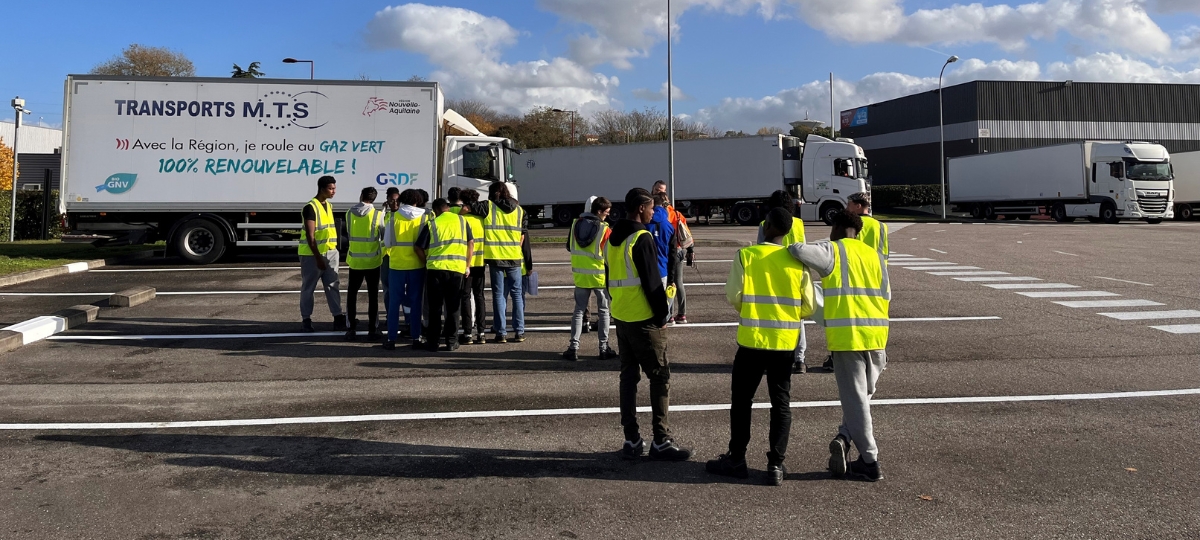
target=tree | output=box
[407,75,427,82]
[0,137,14,191]
[231,62,265,78]
[788,124,835,140]
[90,44,195,77]
[756,126,786,136]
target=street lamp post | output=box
[282,58,314,80]
[550,108,577,146]
[9,97,30,242]
[938,55,958,220]
[667,0,676,207]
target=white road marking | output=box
[889,261,956,266]
[0,292,112,297]
[929,249,948,254]
[1149,324,1200,334]
[890,253,912,257]
[1099,310,1200,321]
[954,276,1041,282]
[905,266,982,271]
[0,284,735,298]
[92,261,738,273]
[64,262,90,273]
[3,387,1197,431]
[983,283,1079,290]
[1093,276,1154,286]
[927,271,1010,276]
[1054,299,1164,308]
[1054,251,1080,257]
[1016,291,1118,298]
[885,258,937,263]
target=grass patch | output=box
[530,236,567,243]
[0,241,163,277]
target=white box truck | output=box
[1169,150,1200,220]
[61,75,520,263]
[513,134,869,226]
[948,141,1173,223]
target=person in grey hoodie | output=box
[563,196,618,361]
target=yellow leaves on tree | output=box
[0,137,15,191]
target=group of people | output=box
[298,174,894,486]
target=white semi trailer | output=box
[1169,150,1200,220]
[513,134,869,226]
[948,141,1173,223]
[61,75,519,264]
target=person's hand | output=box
[686,248,695,266]
[315,258,327,272]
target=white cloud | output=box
[1150,0,1200,14]
[631,82,692,101]
[1046,52,1200,83]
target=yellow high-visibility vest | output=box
[425,211,470,274]
[388,211,430,271]
[484,201,524,261]
[736,243,814,351]
[821,238,890,351]
[858,215,889,259]
[345,207,383,270]
[759,216,806,245]
[298,198,337,256]
[606,230,654,322]
[570,218,609,289]
[457,207,485,267]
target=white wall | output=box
[0,122,62,154]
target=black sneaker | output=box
[792,361,807,374]
[446,338,460,352]
[458,334,471,345]
[562,348,579,361]
[598,347,618,360]
[301,319,315,333]
[705,454,749,479]
[620,438,645,460]
[649,438,693,462]
[333,314,347,331]
[382,341,396,351]
[822,354,834,372]
[513,334,526,343]
[473,333,486,345]
[765,463,787,486]
[493,334,507,344]
[829,434,850,478]
[848,457,883,482]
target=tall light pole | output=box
[667,0,676,207]
[938,55,958,220]
[282,58,314,80]
[9,97,30,242]
[550,108,577,146]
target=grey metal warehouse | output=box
[838,80,1200,186]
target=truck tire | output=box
[553,205,579,227]
[1100,201,1119,224]
[1177,204,1193,220]
[732,203,759,226]
[174,218,227,265]
[970,205,985,219]
[1147,218,1163,224]
[1050,203,1075,223]
[819,202,843,226]
[983,204,997,221]
[609,203,626,222]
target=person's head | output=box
[625,188,654,224]
[766,189,793,211]
[446,187,461,205]
[488,182,512,202]
[651,181,667,195]
[417,189,430,207]
[847,192,871,216]
[830,210,863,242]
[460,188,480,205]
[431,198,450,215]
[359,187,378,204]
[652,192,669,208]
[591,196,612,220]
[762,207,794,242]
[399,189,422,207]
[316,176,336,200]
[385,187,400,211]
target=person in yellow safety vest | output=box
[298,175,345,333]
[380,187,400,315]
[457,188,488,345]
[756,189,810,374]
[786,210,890,482]
[847,192,889,259]
[563,196,618,361]
[414,198,474,352]
[708,207,815,486]
[609,187,693,462]
[382,189,430,350]
[344,187,385,341]
[461,182,526,344]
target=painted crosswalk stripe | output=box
[928,271,1009,276]
[1054,299,1164,308]
[1016,290,1118,298]
[983,283,1078,290]
[886,258,938,263]
[889,261,956,266]
[1098,310,1200,321]
[905,266,981,271]
[1149,324,1200,334]
[954,276,1041,282]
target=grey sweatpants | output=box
[300,250,343,320]
[569,287,610,352]
[832,350,887,464]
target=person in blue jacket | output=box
[646,192,676,286]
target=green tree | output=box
[90,44,195,77]
[789,124,835,140]
[0,137,15,191]
[231,62,265,78]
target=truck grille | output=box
[1138,197,1169,214]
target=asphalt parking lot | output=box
[3,221,1200,539]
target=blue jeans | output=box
[489,264,524,336]
[387,268,425,342]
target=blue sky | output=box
[3,0,1199,132]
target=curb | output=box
[0,249,158,289]
[0,304,100,353]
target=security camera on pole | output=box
[9,96,31,242]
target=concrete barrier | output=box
[110,286,156,308]
[0,305,104,354]
[53,304,101,327]
[0,330,21,354]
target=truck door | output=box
[1097,161,1124,203]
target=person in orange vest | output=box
[652,181,694,324]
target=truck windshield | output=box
[1125,159,1172,181]
[462,145,500,181]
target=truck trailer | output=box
[1170,150,1200,220]
[60,75,520,264]
[948,141,1173,223]
[513,134,869,226]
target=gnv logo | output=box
[96,173,137,194]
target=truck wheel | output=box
[1177,204,1193,220]
[608,203,626,222]
[970,205,985,219]
[819,202,843,226]
[174,219,227,265]
[553,205,577,227]
[1051,204,1071,223]
[1100,202,1119,224]
[1147,218,1164,224]
[732,203,759,226]
[983,204,997,220]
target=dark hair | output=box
[385,187,400,198]
[830,210,863,237]
[652,192,669,207]
[488,182,512,202]
[625,187,652,211]
[460,188,480,204]
[767,189,793,211]
[764,207,794,237]
[317,176,336,190]
[360,187,378,202]
[399,189,422,206]
[848,192,871,207]
[591,196,612,214]
[446,187,461,204]
[652,180,667,190]
[417,189,430,206]
[432,198,450,211]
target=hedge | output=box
[870,184,942,209]
[0,190,64,241]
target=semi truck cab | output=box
[441,136,521,201]
[1070,142,1173,222]
[796,135,870,224]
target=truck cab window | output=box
[1124,159,1172,181]
[834,158,849,177]
[1109,162,1124,179]
[463,145,499,181]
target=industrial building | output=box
[1,122,62,191]
[839,80,1200,186]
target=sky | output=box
[2,0,1200,133]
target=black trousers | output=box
[461,266,486,336]
[729,346,793,466]
[617,319,671,442]
[426,269,464,343]
[347,267,380,327]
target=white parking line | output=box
[1093,276,1154,286]
[886,259,940,264]
[1016,291,1118,298]
[1149,324,1200,334]
[1054,299,1164,308]
[982,283,1079,290]
[905,266,981,271]
[3,387,1196,431]
[927,271,1010,276]
[929,249,948,254]
[954,277,1041,282]
[0,284,735,298]
[889,262,957,266]
[1054,251,1080,257]
[1099,310,1200,321]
